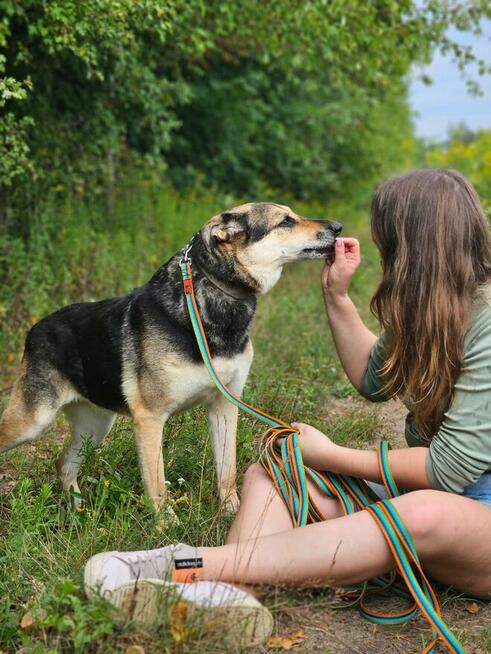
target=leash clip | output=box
[180,236,195,264]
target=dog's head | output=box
[200,202,342,294]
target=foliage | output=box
[423,127,491,215]
[1,0,490,223]
[0,75,33,188]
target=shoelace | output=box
[114,550,171,580]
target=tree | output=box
[1,0,490,222]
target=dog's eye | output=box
[278,216,295,228]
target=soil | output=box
[269,587,490,653]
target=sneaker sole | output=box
[87,576,273,648]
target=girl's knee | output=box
[242,462,271,489]
[392,490,456,548]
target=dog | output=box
[0,203,341,516]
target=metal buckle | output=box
[180,236,195,264]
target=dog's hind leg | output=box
[57,402,116,502]
[0,367,60,455]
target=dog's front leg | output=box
[208,394,240,515]
[132,407,169,513]
[207,344,253,515]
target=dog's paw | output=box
[221,490,240,515]
[67,485,83,510]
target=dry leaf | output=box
[464,601,480,614]
[267,630,305,650]
[20,612,34,630]
[169,601,189,642]
[124,646,145,654]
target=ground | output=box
[1,391,489,653]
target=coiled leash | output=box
[179,244,465,654]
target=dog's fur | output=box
[0,202,341,515]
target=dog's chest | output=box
[122,337,252,415]
[165,354,245,411]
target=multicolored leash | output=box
[179,248,465,654]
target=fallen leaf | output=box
[464,601,480,614]
[6,353,15,362]
[169,601,189,642]
[20,612,34,630]
[124,646,145,654]
[267,630,305,650]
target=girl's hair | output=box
[370,168,491,438]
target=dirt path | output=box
[268,587,490,653]
[324,393,409,447]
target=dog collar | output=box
[180,236,253,302]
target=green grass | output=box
[1,183,487,652]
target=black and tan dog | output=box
[0,203,341,516]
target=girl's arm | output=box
[293,422,431,489]
[322,238,378,390]
[315,238,432,488]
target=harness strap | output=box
[179,257,465,654]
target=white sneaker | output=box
[84,543,273,648]
[84,543,200,593]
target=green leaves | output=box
[0,1,490,215]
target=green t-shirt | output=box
[359,283,491,494]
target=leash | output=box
[179,243,465,654]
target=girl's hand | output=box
[291,422,341,470]
[322,237,361,301]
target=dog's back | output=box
[26,296,133,411]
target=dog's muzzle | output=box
[301,220,342,261]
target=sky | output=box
[409,20,491,141]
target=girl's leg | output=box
[226,463,344,544]
[206,490,491,599]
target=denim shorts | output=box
[461,472,491,507]
[366,472,491,508]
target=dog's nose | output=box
[329,221,343,235]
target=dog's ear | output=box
[203,212,246,246]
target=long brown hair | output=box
[370,168,491,438]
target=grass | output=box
[0,182,489,652]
